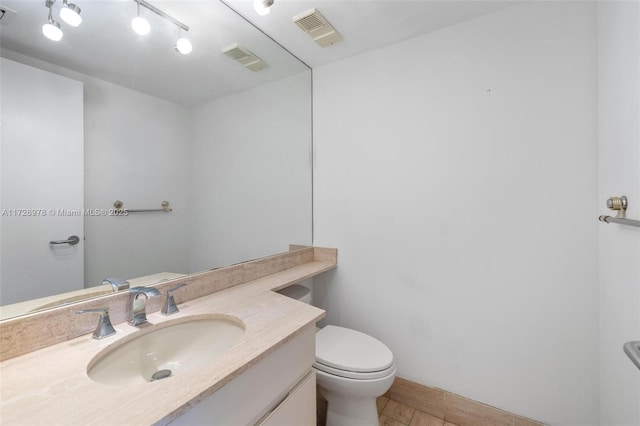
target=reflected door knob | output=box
[49,235,80,245]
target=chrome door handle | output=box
[49,235,80,245]
[624,341,640,370]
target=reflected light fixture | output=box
[175,29,192,55]
[132,0,192,54]
[59,0,81,27]
[131,0,150,35]
[253,0,274,16]
[40,0,192,54]
[42,0,63,41]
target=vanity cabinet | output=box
[257,370,316,426]
[170,324,316,426]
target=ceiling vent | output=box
[222,44,267,72]
[293,8,342,48]
[0,5,17,25]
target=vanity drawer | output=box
[257,370,316,426]
[169,324,316,426]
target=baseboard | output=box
[387,377,544,426]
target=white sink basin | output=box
[87,315,245,385]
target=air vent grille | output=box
[296,14,324,32]
[224,46,250,61]
[222,44,267,72]
[293,8,342,48]
[0,5,17,25]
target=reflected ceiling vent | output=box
[293,8,342,48]
[222,44,267,72]
[0,5,17,25]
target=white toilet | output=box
[278,285,396,426]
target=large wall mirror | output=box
[0,0,312,319]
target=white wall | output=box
[598,2,640,424]
[83,77,191,286]
[313,2,599,424]
[188,72,312,272]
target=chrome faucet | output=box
[128,286,161,326]
[161,283,187,316]
[103,277,130,292]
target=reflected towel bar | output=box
[113,200,172,214]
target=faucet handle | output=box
[161,283,187,316]
[76,308,116,339]
[103,277,129,292]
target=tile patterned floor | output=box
[377,397,459,426]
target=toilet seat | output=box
[315,325,394,380]
[313,360,396,380]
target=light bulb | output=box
[253,0,273,16]
[132,16,150,35]
[60,2,82,27]
[175,37,193,55]
[42,21,63,41]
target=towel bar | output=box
[598,215,640,227]
[598,195,640,228]
[113,200,172,213]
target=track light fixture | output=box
[132,0,192,54]
[253,0,274,16]
[60,0,82,27]
[131,1,150,35]
[175,28,192,55]
[42,0,63,41]
[41,0,192,55]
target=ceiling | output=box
[226,0,519,68]
[0,0,518,106]
[0,0,308,106]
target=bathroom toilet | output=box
[278,285,396,426]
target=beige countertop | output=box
[0,256,334,425]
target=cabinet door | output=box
[258,370,316,426]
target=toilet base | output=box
[320,388,379,426]
[314,362,396,426]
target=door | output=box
[0,57,84,305]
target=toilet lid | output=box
[315,325,394,374]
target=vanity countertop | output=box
[0,254,335,425]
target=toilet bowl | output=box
[278,285,396,426]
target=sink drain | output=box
[151,369,172,381]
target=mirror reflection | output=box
[0,0,312,319]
